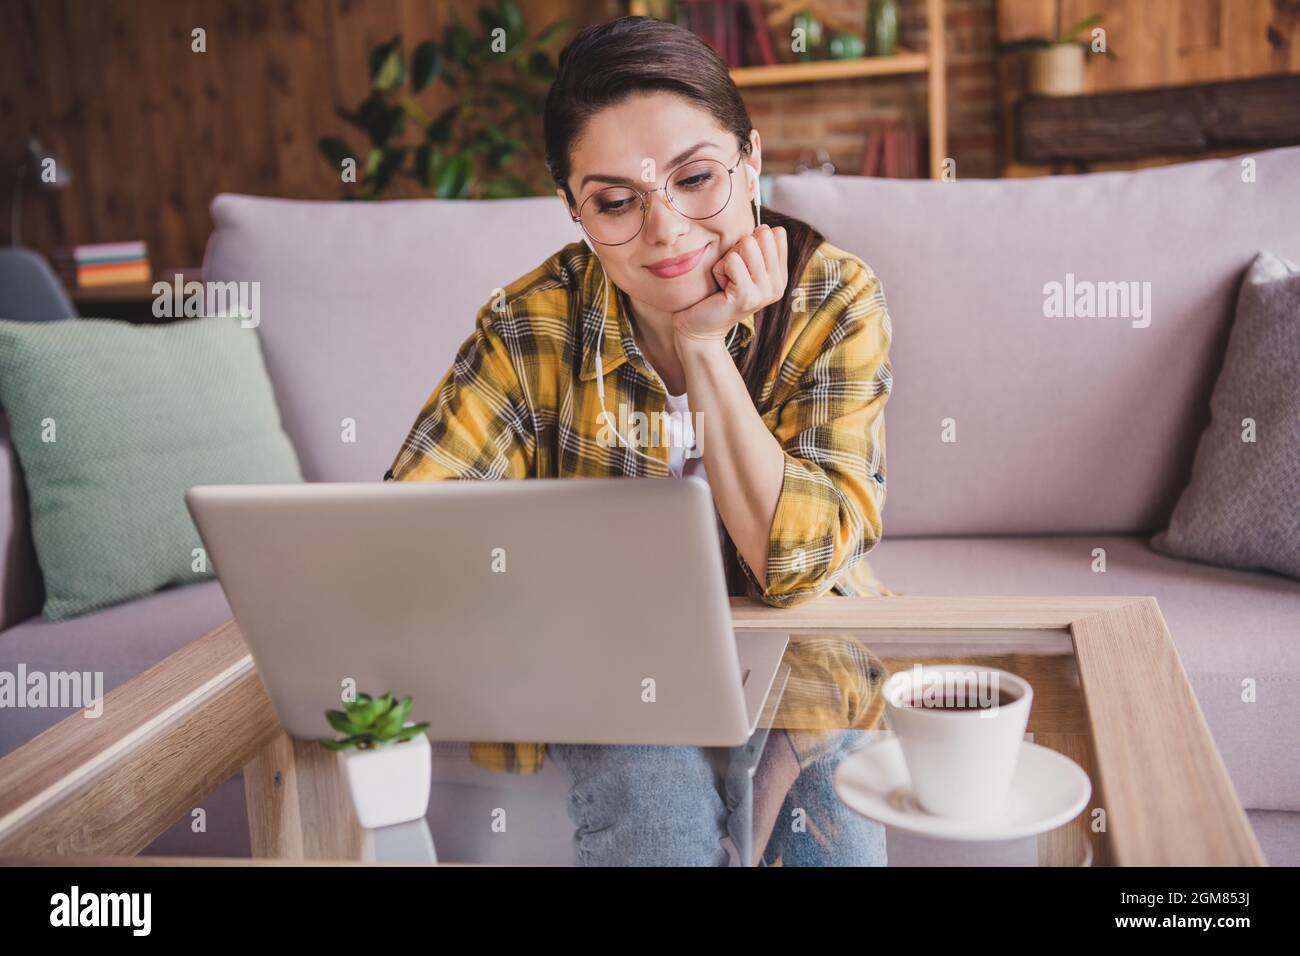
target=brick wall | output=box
[742,0,1000,179]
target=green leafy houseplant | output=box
[999,5,1114,98]
[998,11,1115,57]
[321,692,430,751]
[319,0,568,199]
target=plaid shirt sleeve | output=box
[735,255,892,608]
[385,303,535,483]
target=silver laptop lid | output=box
[186,478,755,747]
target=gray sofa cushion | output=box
[772,147,1300,537]
[866,534,1300,811]
[0,579,231,757]
[202,194,576,482]
[1151,251,1300,580]
[1246,810,1300,866]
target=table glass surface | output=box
[385,627,1101,867]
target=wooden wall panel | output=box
[0,0,605,271]
[998,0,1300,92]
[997,0,1300,175]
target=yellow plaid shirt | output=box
[386,238,894,774]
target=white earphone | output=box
[585,162,761,464]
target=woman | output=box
[386,16,893,866]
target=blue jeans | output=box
[547,729,887,866]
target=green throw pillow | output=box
[0,316,302,619]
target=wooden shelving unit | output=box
[729,0,947,179]
[730,48,930,86]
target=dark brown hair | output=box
[544,16,826,598]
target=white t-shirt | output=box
[659,386,734,569]
[664,388,705,480]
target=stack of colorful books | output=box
[53,241,151,288]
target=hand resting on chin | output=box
[671,224,789,344]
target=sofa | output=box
[2,146,1297,865]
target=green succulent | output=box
[321,692,430,751]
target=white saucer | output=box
[833,737,1092,842]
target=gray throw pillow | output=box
[1150,251,1300,579]
[0,316,302,619]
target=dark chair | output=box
[0,247,77,322]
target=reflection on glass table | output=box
[402,629,1098,866]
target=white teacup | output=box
[883,664,1033,821]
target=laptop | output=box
[185,477,788,747]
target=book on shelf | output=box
[859,122,920,179]
[678,0,779,68]
[52,241,151,288]
[740,0,777,65]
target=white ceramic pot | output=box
[339,731,432,829]
[1028,44,1085,97]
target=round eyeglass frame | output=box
[571,150,750,247]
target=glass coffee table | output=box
[0,597,1265,867]
[809,626,1099,867]
[725,597,1263,867]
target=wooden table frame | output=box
[0,597,1265,866]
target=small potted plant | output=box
[1000,6,1113,98]
[321,692,431,829]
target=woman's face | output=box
[559,91,762,315]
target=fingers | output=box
[755,225,787,291]
[711,255,731,293]
[747,225,788,304]
[714,225,790,311]
[720,248,759,305]
[755,224,778,273]
[736,233,766,286]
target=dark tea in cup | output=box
[883,665,1034,820]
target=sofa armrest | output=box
[0,619,278,856]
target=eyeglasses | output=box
[572,151,749,246]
